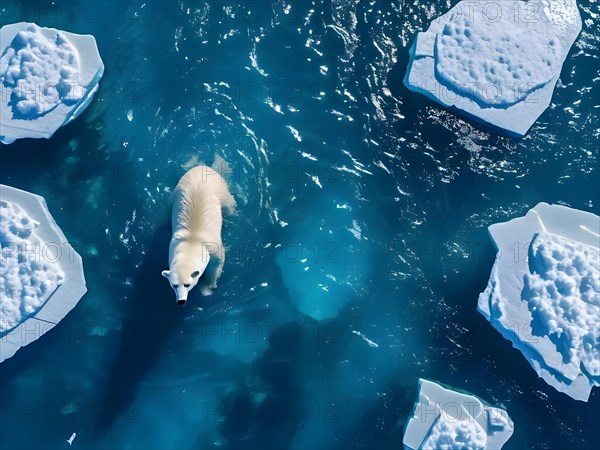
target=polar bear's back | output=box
[178,165,228,196]
[172,165,233,240]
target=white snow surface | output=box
[1,24,83,116]
[0,200,64,332]
[403,379,514,450]
[0,22,104,144]
[404,0,582,136]
[478,203,600,401]
[436,16,561,106]
[525,232,600,379]
[421,416,487,450]
[0,185,87,363]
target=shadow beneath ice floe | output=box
[92,221,187,438]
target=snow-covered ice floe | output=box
[403,379,514,450]
[404,0,582,137]
[0,185,86,363]
[478,203,600,401]
[0,22,104,144]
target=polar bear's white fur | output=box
[162,156,235,305]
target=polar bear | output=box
[162,156,235,305]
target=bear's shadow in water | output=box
[94,222,190,437]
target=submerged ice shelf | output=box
[0,22,104,144]
[276,195,369,321]
[403,379,514,450]
[404,0,582,137]
[0,185,87,363]
[478,203,600,401]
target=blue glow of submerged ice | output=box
[0,1,599,450]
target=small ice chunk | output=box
[351,330,379,348]
[403,379,514,450]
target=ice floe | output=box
[403,379,514,450]
[0,22,104,144]
[404,0,582,136]
[0,185,87,363]
[478,203,599,401]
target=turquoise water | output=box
[0,1,599,449]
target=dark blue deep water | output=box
[1,1,599,449]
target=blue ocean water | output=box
[0,1,599,449]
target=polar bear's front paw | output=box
[200,285,214,297]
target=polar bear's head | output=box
[162,257,209,305]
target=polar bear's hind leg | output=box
[206,244,225,289]
[200,284,214,297]
[213,244,225,288]
[222,190,236,216]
